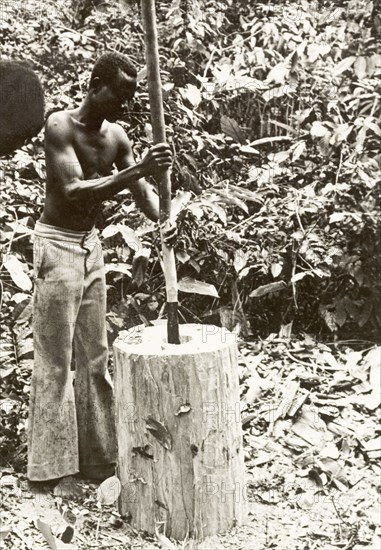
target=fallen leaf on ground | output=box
[0,527,12,541]
[36,518,77,550]
[97,476,121,506]
[155,529,178,549]
[0,475,18,487]
[291,406,328,449]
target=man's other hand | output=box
[139,143,172,177]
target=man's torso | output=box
[41,109,123,231]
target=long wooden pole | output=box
[140,0,180,344]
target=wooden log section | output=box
[114,323,246,540]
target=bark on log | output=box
[113,323,246,540]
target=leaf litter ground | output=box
[1,335,380,549]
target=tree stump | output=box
[113,323,246,540]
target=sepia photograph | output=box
[0,0,380,548]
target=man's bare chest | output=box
[73,131,118,178]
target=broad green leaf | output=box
[3,255,32,291]
[188,203,204,219]
[33,160,45,179]
[234,250,249,273]
[291,230,305,240]
[178,277,219,298]
[97,476,121,506]
[317,132,332,156]
[354,56,367,80]
[237,266,252,279]
[250,281,287,298]
[180,84,202,108]
[366,53,381,77]
[307,43,330,62]
[220,115,246,144]
[310,121,328,137]
[364,346,381,372]
[59,31,80,43]
[279,321,293,339]
[240,145,260,155]
[307,43,321,63]
[224,185,263,203]
[36,519,57,550]
[330,123,352,145]
[329,212,347,224]
[171,190,192,219]
[0,527,11,541]
[291,141,306,161]
[291,272,309,283]
[212,63,231,85]
[268,150,290,163]
[6,221,32,237]
[61,526,75,544]
[12,292,30,304]
[102,225,119,239]
[265,63,288,85]
[249,136,292,146]
[17,338,33,360]
[364,120,381,136]
[271,263,283,278]
[269,119,298,135]
[36,519,76,549]
[262,86,294,102]
[366,55,377,77]
[356,126,367,154]
[116,224,142,253]
[199,197,227,224]
[144,123,153,141]
[176,250,190,263]
[211,191,248,215]
[0,366,17,379]
[332,56,356,77]
[137,66,147,83]
[345,350,365,376]
[155,529,177,550]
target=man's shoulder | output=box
[107,123,132,157]
[45,110,73,144]
[109,122,130,144]
[46,110,73,127]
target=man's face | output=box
[94,70,137,122]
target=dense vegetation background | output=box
[1,0,380,467]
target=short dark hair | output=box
[90,52,137,88]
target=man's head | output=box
[89,52,137,122]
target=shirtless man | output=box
[27,52,173,490]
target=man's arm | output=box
[114,125,162,222]
[114,126,178,247]
[45,112,170,207]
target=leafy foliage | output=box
[0,0,380,467]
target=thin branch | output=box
[335,148,343,187]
